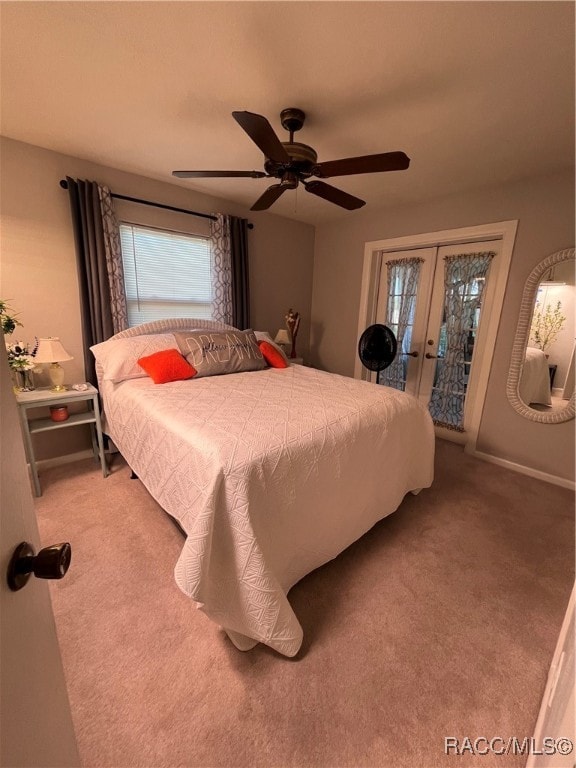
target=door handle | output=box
[7,541,71,592]
[401,351,419,358]
[425,352,438,359]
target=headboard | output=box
[94,318,237,390]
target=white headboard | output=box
[94,318,237,389]
[107,318,236,340]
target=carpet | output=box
[34,439,574,768]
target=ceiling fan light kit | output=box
[173,108,410,212]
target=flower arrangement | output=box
[7,339,38,372]
[529,300,566,353]
[1,300,38,389]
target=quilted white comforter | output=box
[519,346,552,406]
[102,364,435,656]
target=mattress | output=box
[101,364,435,656]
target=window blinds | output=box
[119,224,213,327]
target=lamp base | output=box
[48,362,66,392]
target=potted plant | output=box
[529,300,566,354]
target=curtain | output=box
[230,216,250,330]
[98,187,128,333]
[209,214,233,325]
[428,251,495,430]
[66,177,127,384]
[378,257,423,391]
[209,214,250,329]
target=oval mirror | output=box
[507,248,575,423]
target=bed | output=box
[519,346,552,406]
[93,319,435,657]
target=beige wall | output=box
[0,137,314,460]
[310,169,575,482]
[2,133,574,481]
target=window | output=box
[119,223,213,327]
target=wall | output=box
[311,169,575,482]
[0,137,315,460]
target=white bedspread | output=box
[102,365,435,656]
[519,347,552,406]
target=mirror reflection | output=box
[520,259,575,412]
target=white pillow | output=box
[254,331,289,363]
[91,334,178,383]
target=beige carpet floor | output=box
[34,439,574,768]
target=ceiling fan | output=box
[172,108,410,211]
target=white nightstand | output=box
[15,384,108,497]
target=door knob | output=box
[7,541,71,592]
[425,352,438,359]
[401,351,419,357]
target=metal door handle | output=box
[7,541,71,592]
[425,352,438,359]
[401,351,419,358]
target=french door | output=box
[374,239,502,439]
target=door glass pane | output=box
[378,258,423,391]
[428,252,495,429]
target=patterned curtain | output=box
[428,251,495,430]
[66,177,127,384]
[378,257,423,391]
[209,214,250,329]
[98,186,128,334]
[209,214,233,325]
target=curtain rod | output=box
[58,179,253,229]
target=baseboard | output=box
[551,387,568,399]
[470,449,575,490]
[36,449,95,471]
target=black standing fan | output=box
[358,324,397,374]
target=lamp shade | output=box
[274,329,290,345]
[34,337,73,363]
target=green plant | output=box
[1,300,38,371]
[0,299,23,336]
[529,300,566,352]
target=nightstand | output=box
[15,384,108,497]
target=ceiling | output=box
[1,1,574,226]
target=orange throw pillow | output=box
[137,348,197,384]
[258,340,288,369]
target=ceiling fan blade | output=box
[304,180,365,210]
[172,170,267,178]
[232,111,291,164]
[313,151,410,178]
[250,183,290,211]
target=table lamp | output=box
[34,338,73,391]
[274,329,290,352]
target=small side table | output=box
[15,384,108,497]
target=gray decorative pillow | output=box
[174,329,267,378]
